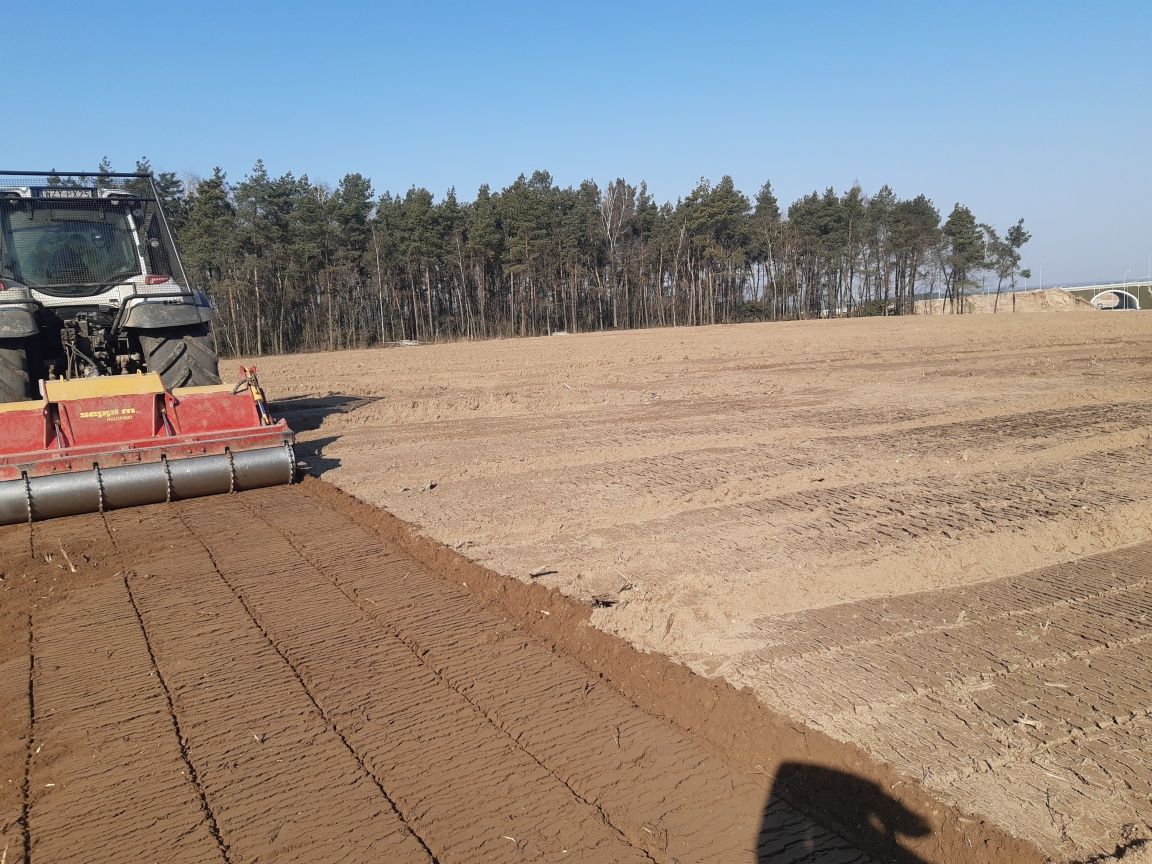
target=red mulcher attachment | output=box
[0,367,295,525]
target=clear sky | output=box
[11,0,1150,284]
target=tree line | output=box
[109,159,1031,357]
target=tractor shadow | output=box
[759,762,931,863]
[271,394,380,480]
[293,435,342,478]
[271,393,380,432]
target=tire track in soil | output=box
[503,443,1148,566]
[735,541,1152,859]
[473,438,1152,634]
[229,488,872,864]
[418,400,1152,541]
[744,562,1152,665]
[748,589,1152,726]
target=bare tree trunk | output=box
[424,265,434,341]
[371,227,387,343]
[253,266,264,355]
[326,271,335,351]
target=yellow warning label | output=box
[79,407,139,420]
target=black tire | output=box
[0,338,31,403]
[138,324,222,389]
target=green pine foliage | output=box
[103,160,1031,356]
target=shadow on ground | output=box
[761,763,931,863]
[271,393,379,432]
[271,394,378,479]
[293,435,342,477]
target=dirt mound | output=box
[915,288,1093,313]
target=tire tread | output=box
[139,325,221,389]
[0,339,31,403]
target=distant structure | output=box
[1061,280,1152,310]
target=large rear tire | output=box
[0,339,31,403]
[138,325,222,389]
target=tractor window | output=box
[142,211,173,277]
[0,201,142,295]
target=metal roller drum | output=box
[231,446,298,491]
[0,482,27,526]
[0,471,103,524]
[100,461,174,511]
[0,444,296,526]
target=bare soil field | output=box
[253,312,1152,862]
[2,487,903,864]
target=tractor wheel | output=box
[139,325,222,390]
[0,338,31,403]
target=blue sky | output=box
[11,0,1151,284]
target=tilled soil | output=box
[733,543,1152,856]
[252,312,1152,861]
[0,486,908,864]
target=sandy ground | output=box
[914,287,1094,314]
[251,312,1152,861]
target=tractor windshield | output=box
[0,199,143,296]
